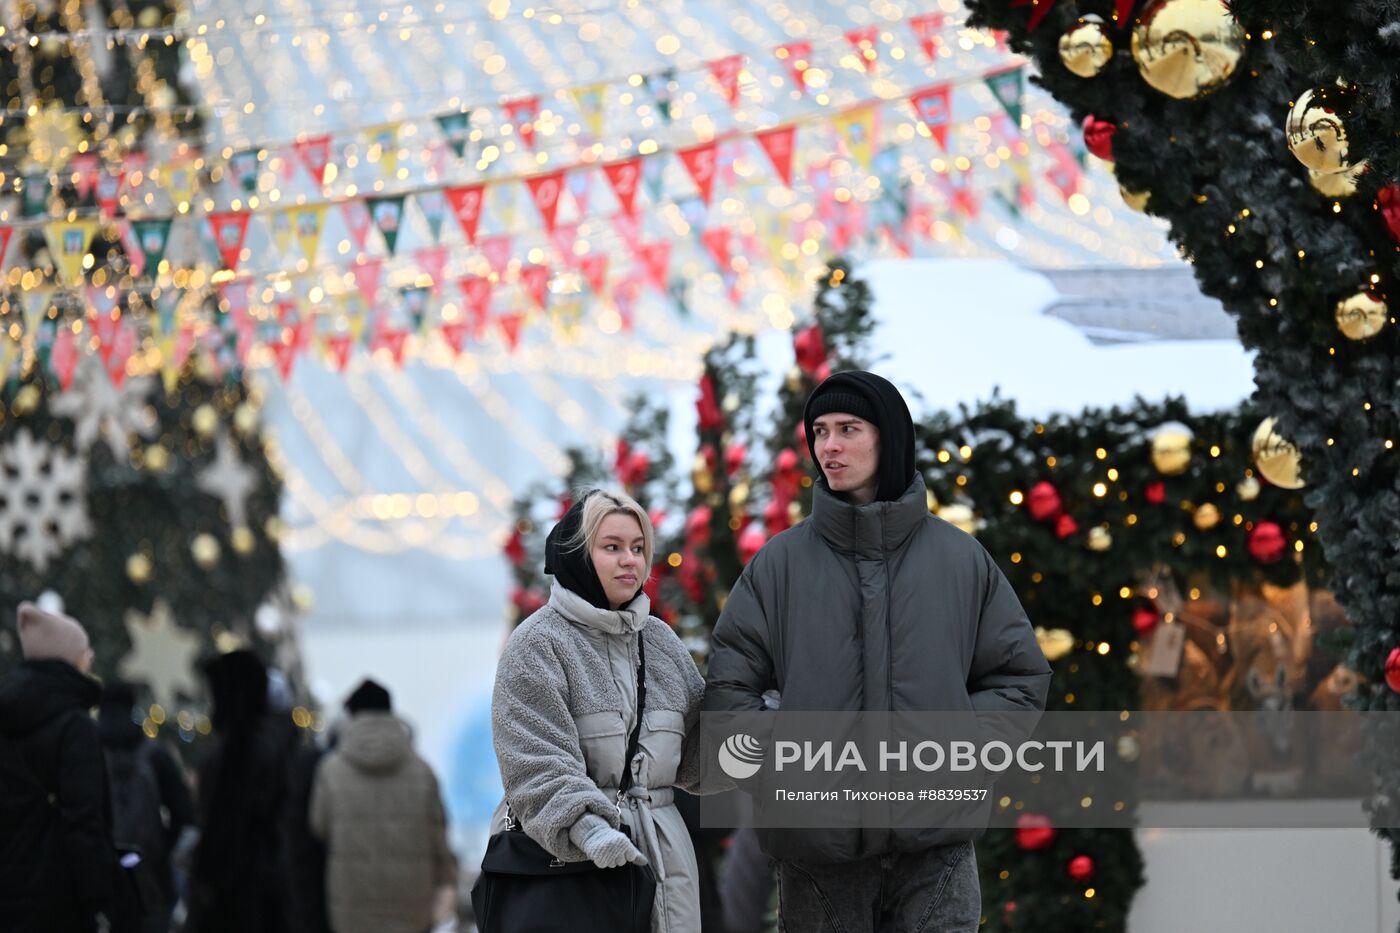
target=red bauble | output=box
[511,586,546,617]
[613,439,631,474]
[696,374,724,432]
[621,449,650,486]
[504,528,526,567]
[738,522,768,565]
[1144,481,1166,504]
[1379,185,1400,246]
[793,322,828,375]
[764,497,791,536]
[725,442,747,476]
[685,506,713,548]
[1247,521,1288,564]
[1082,115,1117,162]
[1386,647,1400,694]
[1068,855,1095,883]
[1054,514,1079,539]
[1014,813,1055,850]
[1132,607,1159,638]
[1027,481,1062,521]
[776,447,799,474]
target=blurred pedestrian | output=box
[310,678,457,933]
[0,601,116,933]
[97,681,193,933]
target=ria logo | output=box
[718,733,764,780]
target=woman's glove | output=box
[569,814,648,869]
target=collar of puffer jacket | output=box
[338,712,413,774]
[548,581,650,636]
[810,472,928,560]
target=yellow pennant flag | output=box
[160,160,197,209]
[21,284,54,333]
[43,220,98,286]
[0,333,19,379]
[347,298,367,344]
[571,84,607,139]
[493,183,517,229]
[292,205,328,262]
[835,105,879,172]
[367,123,401,177]
[270,208,295,257]
[158,330,180,395]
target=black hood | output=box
[0,659,102,737]
[544,491,612,611]
[803,370,916,503]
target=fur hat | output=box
[16,601,92,670]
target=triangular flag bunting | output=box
[480,235,513,277]
[459,275,494,336]
[645,70,677,123]
[44,218,99,285]
[349,258,383,305]
[440,321,470,356]
[342,198,373,251]
[910,84,954,149]
[845,26,879,72]
[550,223,580,268]
[417,189,447,243]
[401,285,432,332]
[445,184,486,244]
[50,327,79,390]
[366,195,407,255]
[613,211,643,251]
[756,126,797,186]
[603,158,643,215]
[22,174,50,217]
[678,142,719,205]
[161,160,197,209]
[325,333,354,371]
[0,225,12,266]
[292,205,327,262]
[498,312,524,350]
[96,170,124,218]
[580,253,609,294]
[525,170,567,232]
[520,264,550,310]
[435,110,474,159]
[293,134,333,186]
[642,153,666,204]
[270,209,295,257]
[367,124,401,177]
[701,227,731,270]
[638,240,671,292]
[229,149,260,194]
[909,13,945,61]
[567,168,592,216]
[571,84,607,138]
[131,218,173,274]
[835,105,879,171]
[416,245,449,291]
[775,42,813,92]
[985,66,1025,126]
[70,154,100,198]
[708,55,744,108]
[504,97,540,150]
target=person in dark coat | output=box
[97,681,194,933]
[183,650,293,933]
[704,371,1053,933]
[0,602,115,933]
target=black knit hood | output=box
[803,370,916,503]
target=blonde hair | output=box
[568,488,655,573]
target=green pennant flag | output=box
[417,190,446,244]
[22,174,50,217]
[985,67,1024,127]
[229,149,260,194]
[155,285,182,336]
[131,218,173,274]
[366,195,407,255]
[435,110,474,160]
[645,69,677,124]
[401,284,431,333]
[642,153,667,204]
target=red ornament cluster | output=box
[1024,481,1078,539]
[1385,647,1400,694]
[793,322,830,381]
[1247,521,1287,563]
[1014,813,1056,851]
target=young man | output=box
[705,371,1051,932]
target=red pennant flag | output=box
[294,134,333,186]
[417,245,449,291]
[678,141,719,205]
[612,212,644,251]
[326,334,354,371]
[342,198,373,251]
[444,184,486,244]
[480,235,513,277]
[51,327,79,390]
[459,275,494,336]
[96,168,126,218]
[603,158,643,216]
[70,154,100,198]
[350,258,383,305]
[105,324,137,386]
[756,126,797,186]
[908,13,945,61]
[845,26,879,72]
[525,170,567,232]
[567,169,592,216]
[498,312,524,350]
[910,84,954,149]
[504,96,540,150]
[275,300,297,327]
[207,211,252,271]
[440,321,470,355]
[775,42,813,91]
[613,277,642,331]
[638,241,671,292]
[520,264,550,309]
[708,55,744,108]
[0,225,12,265]
[701,227,731,270]
[273,337,299,381]
[580,254,609,294]
[550,223,580,268]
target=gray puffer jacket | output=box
[492,583,720,933]
[704,473,1052,862]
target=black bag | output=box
[473,635,657,933]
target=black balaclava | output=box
[544,490,614,610]
[802,370,916,503]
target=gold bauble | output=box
[231,526,256,554]
[1060,19,1114,79]
[721,392,741,414]
[233,403,259,435]
[191,533,221,569]
[787,501,805,523]
[1193,502,1221,530]
[1286,85,1362,175]
[1308,163,1365,198]
[265,516,284,541]
[691,453,714,494]
[937,504,977,536]
[1252,418,1305,490]
[143,445,170,472]
[12,384,40,415]
[1334,290,1388,341]
[1087,526,1113,552]
[126,553,153,584]
[1119,185,1151,212]
[728,481,750,511]
[192,404,219,438]
[1151,423,1193,475]
[784,366,804,393]
[1236,475,1261,501]
[1036,627,1075,662]
[1131,0,1246,100]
